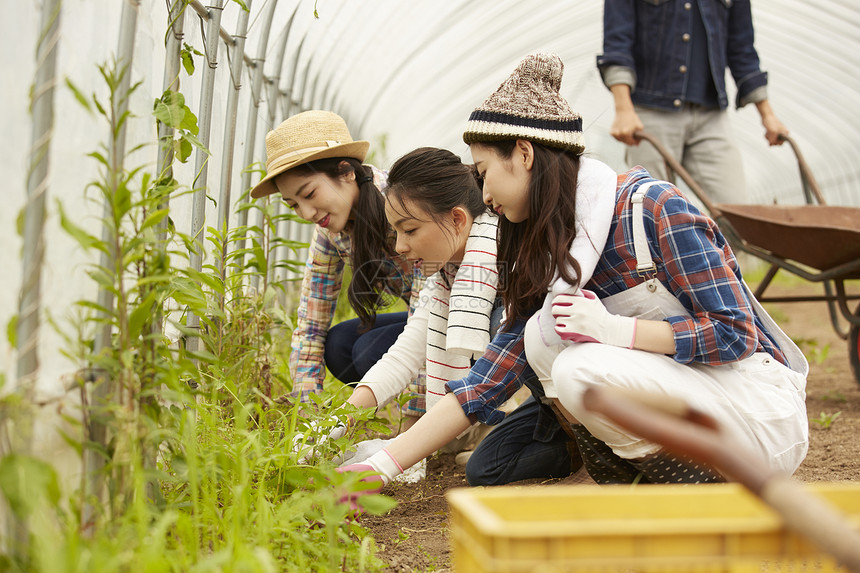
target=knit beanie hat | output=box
[463,53,584,152]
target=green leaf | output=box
[73,300,112,316]
[57,427,84,457]
[128,290,158,340]
[6,315,17,347]
[86,150,109,169]
[181,49,195,75]
[176,138,193,163]
[114,182,132,220]
[140,208,169,232]
[154,90,190,131]
[180,131,209,155]
[65,77,92,113]
[179,107,200,135]
[357,494,398,515]
[16,207,25,237]
[93,97,106,118]
[0,454,61,518]
[56,200,101,251]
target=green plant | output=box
[794,337,831,366]
[394,528,411,546]
[1,57,394,572]
[811,411,842,429]
[820,390,847,403]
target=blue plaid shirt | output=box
[446,318,556,431]
[590,167,786,366]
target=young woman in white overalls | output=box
[523,175,809,483]
[469,52,809,484]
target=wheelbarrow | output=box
[582,385,860,572]
[635,131,860,383]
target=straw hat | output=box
[463,53,584,152]
[250,110,370,199]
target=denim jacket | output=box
[597,0,768,111]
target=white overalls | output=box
[525,183,809,475]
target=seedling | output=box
[820,390,847,403]
[811,411,842,429]
[794,337,831,366]
[394,529,411,546]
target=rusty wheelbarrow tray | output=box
[636,131,860,383]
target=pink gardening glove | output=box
[336,463,385,512]
[335,449,403,513]
[552,290,637,349]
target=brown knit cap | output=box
[463,53,584,152]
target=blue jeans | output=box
[465,395,575,486]
[323,312,408,385]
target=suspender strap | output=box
[631,182,658,278]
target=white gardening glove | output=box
[338,438,426,484]
[339,447,403,488]
[395,458,427,484]
[336,437,392,467]
[292,415,353,464]
[552,290,637,349]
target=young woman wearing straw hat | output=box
[251,110,423,412]
[337,53,808,499]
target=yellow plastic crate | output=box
[446,482,860,572]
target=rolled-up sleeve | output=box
[727,0,767,108]
[596,0,638,89]
[445,318,534,425]
[656,195,760,365]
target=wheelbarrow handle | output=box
[582,385,860,572]
[633,130,722,217]
[779,133,828,206]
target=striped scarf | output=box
[424,211,499,411]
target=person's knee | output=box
[324,319,362,382]
[551,345,606,417]
[350,320,407,375]
[464,452,506,486]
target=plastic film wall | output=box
[3,0,860,403]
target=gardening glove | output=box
[336,437,392,467]
[338,439,427,484]
[292,414,354,464]
[552,290,637,349]
[337,448,403,512]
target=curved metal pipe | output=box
[187,0,224,353]
[156,0,186,239]
[216,1,252,234]
[234,0,281,249]
[10,0,61,557]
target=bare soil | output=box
[361,280,860,572]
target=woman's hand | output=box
[552,290,637,348]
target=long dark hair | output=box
[476,141,583,323]
[291,157,395,330]
[386,147,486,231]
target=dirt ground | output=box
[361,279,860,572]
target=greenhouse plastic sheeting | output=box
[3,0,860,399]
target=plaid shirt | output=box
[445,318,538,425]
[445,167,786,425]
[589,167,786,366]
[289,167,425,401]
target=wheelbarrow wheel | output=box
[850,302,860,385]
